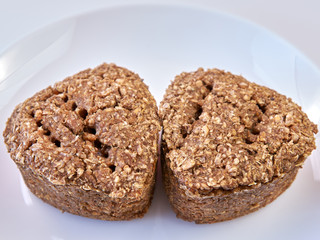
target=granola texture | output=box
[160,68,318,223]
[3,63,161,220]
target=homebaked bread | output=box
[160,68,318,223]
[3,63,161,220]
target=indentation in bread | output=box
[4,63,161,220]
[160,68,317,223]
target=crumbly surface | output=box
[4,63,161,220]
[162,151,298,224]
[160,68,318,195]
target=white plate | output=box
[1,3,320,240]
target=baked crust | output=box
[4,63,161,220]
[160,68,318,223]
[162,151,298,223]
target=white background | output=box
[1,0,320,69]
[0,1,320,240]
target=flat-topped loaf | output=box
[3,63,161,220]
[160,68,318,223]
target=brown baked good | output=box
[3,63,161,220]
[160,68,318,224]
